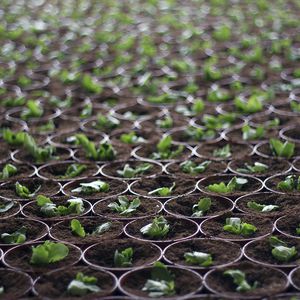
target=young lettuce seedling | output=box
[21,100,43,120]
[0,201,14,213]
[96,114,120,130]
[156,115,173,129]
[114,247,133,267]
[71,180,110,195]
[76,134,116,161]
[224,269,259,292]
[247,201,279,212]
[192,197,212,217]
[291,101,300,113]
[269,236,297,262]
[185,126,215,141]
[2,129,26,146]
[237,162,269,174]
[207,177,248,193]
[277,175,300,192]
[202,113,236,130]
[223,217,257,236]
[15,182,41,198]
[296,225,300,235]
[242,125,265,141]
[36,120,55,133]
[70,219,111,237]
[1,226,27,244]
[80,103,92,119]
[148,182,176,197]
[234,95,263,114]
[37,195,85,217]
[108,196,141,215]
[180,160,211,174]
[184,251,213,267]
[152,136,184,160]
[117,163,152,178]
[81,74,102,94]
[175,99,205,117]
[269,139,295,159]
[0,163,17,179]
[120,131,145,144]
[30,240,69,265]
[140,216,170,239]
[67,272,101,296]
[60,164,87,179]
[142,262,176,297]
[213,144,231,158]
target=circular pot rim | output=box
[288,266,300,291]
[264,173,300,195]
[274,215,300,240]
[279,125,300,144]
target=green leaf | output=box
[96,114,120,130]
[120,131,145,144]
[15,182,41,198]
[224,269,258,292]
[2,129,26,146]
[92,222,111,235]
[0,201,14,213]
[213,144,231,158]
[148,182,176,196]
[114,247,133,267]
[192,197,212,217]
[71,180,110,194]
[81,74,102,94]
[1,226,27,244]
[184,251,213,266]
[270,139,295,159]
[180,160,211,174]
[140,216,170,239]
[61,164,87,179]
[207,177,248,193]
[223,217,257,236]
[234,96,263,114]
[70,219,86,238]
[277,175,300,192]
[242,125,265,140]
[21,100,43,120]
[237,162,269,174]
[117,163,152,178]
[247,201,279,212]
[67,272,101,296]
[269,236,297,262]
[30,241,69,265]
[108,196,141,215]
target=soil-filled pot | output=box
[0,161,36,183]
[274,215,300,239]
[83,239,162,271]
[164,194,234,220]
[0,178,61,201]
[124,215,199,243]
[49,217,123,245]
[200,213,273,242]
[48,131,106,149]
[0,268,33,299]
[92,195,163,221]
[119,265,203,299]
[0,143,11,164]
[235,192,300,218]
[21,196,92,223]
[289,266,300,291]
[163,238,242,270]
[0,218,48,247]
[204,261,288,299]
[280,126,300,144]
[165,159,227,179]
[3,240,82,274]
[227,156,292,178]
[133,143,193,163]
[12,146,73,166]
[37,161,99,182]
[100,159,163,180]
[243,234,300,268]
[33,266,117,299]
[255,141,300,159]
[264,173,300,195]
[62,177,128,201]
[129,175,196,199]
[0,199,21,219]
[195,140,253,161]
[293,157,300,172]
[197,174,263,198]
[73,141,132,163]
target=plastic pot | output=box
[33,266,118,299]
[0,161,36,183]
[163,238,243,270]
[255,141,300,159]
[83,239,163,272]
[289,266,300,291]
[292,157,300,172]
[274,215,300,239]
[280,125,300,144]
[264,173,300,195]
[0,199,21,220]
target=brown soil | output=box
[275,215,300,238]
[291,268,300,289]
[84,239,161,269]
[0,199,20,219]
[49,217,123,245]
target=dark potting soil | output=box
[50,218,123,245]
[38,162,99,181]
[166,159,227,178]
[165,194,233,218]
[101,160,162,179]
[63,177,127,200]
[130,175,195,198]
[0,218,47,245]
[245,235,300,266]
[229,156,291,178]
[196,141,253,160]
[113,103,160,120]
[0,179,60,200]
[93,195,162,219]
[121,267,202,298]
[164,239,242,267]
[34,266,115,299]
[84,239,161,269]
[4,242,81,274]
[0,200,20,219]
[201,213,273,240]
[125,216,198,242]
[0,269,31,299]
[276,215,300,238]
[237,193,300,218]
[291,268,300,289]
[206,261,287,297]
